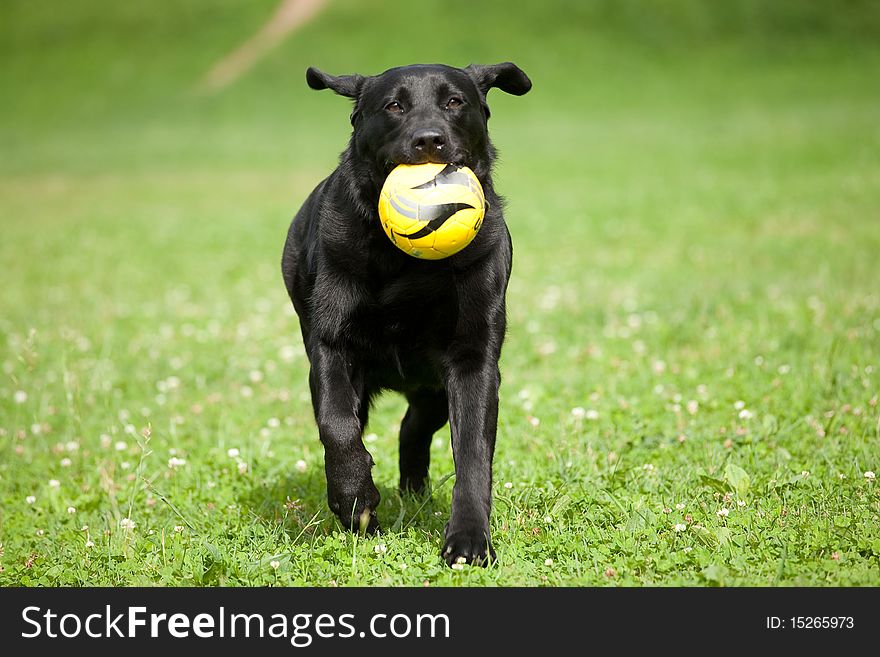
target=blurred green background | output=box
[1,1,879,585]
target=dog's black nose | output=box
[412,129,446,157]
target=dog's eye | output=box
[445,97,464,109]
[385,101,404,114]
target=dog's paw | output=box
[327,479,380,534]
[399,474,429,495]
[442,527,495,567]
[328,482,381,534]
[325,450,381,534]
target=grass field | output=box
[1,0,879,586]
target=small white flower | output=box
[249,370,264,383]
[114,441,127,452]
[295,459,307,473]
[455,556,467,564]
[49,479,60,489]
[737,500,747,507]
[174,525,184,533]
[85,540,95,548]
[30,423,42,435]
[399,563,408,570]
[65,440,79,452]
[528,416,540,427]
[738,409,754,420]
[675,503,685,510]
[801,470,810,478]
[240,385,253,398]
[544,515,553,524]
[544,558,554,566]
[121,461,130,470]
[686,400,699,415]
[100,434,112,448]
[267,417,280,428]
[734,400,746,410]
[227,448,240,458]
[36,529,45,536]
[270,560,280,570]
[538,341,557,356]
[717,508,730,518]
[683,546,693,553]
[585,409,600,421]
[571,407,586,419]
[237,462,248,474]
[119,517,136,530]
[865,471,876,481]
[642,463,655,472]
[451,562,464,570]
[674,523,687,532]
[26,495,36,504]
[374,543,387,554]
[60,458,72,467]
[67,506,76,514]
[503,482,513,489]
[81,525,88,531]
[167,457,186,469]
[13,390,28,404]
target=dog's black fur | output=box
[281,62,531,566]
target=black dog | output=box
[281,62,531,566]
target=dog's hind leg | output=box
[398,388,448,494]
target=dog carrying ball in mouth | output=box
[281,62,531,566]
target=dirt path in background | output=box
[197,0,328,92]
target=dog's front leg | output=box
[442,356,500,566]
[309,341,380,533]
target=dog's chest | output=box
[369,268,455,336]
[341,268,456,387]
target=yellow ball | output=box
[378,163,486,260]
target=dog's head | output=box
[306,63,531,184]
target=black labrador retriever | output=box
[281,62,531,566]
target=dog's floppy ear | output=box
[306,67,365,99]
[465,62,532,97]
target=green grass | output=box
[1,0,879,586]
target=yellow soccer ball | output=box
[378,163,486,260]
